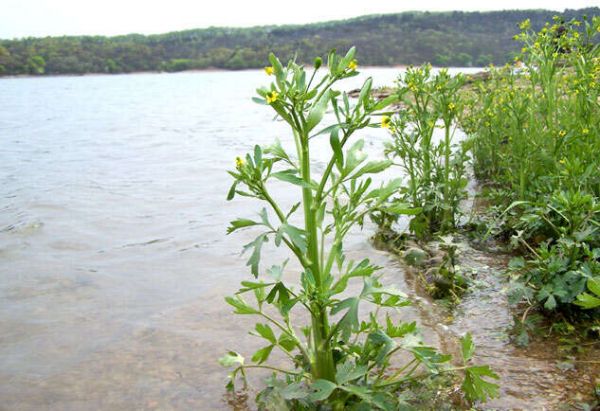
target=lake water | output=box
[2,68,596,410]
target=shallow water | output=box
[1,68,596,410]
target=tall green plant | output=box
[384,65,468,237]
[221,49,498,409]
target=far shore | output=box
[0,64,484,80]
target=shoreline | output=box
[0,64,479,80]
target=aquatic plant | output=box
[221,49,498,409]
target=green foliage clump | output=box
[384,65,469,238]
[221,49,498,409]
[464,16,600,328]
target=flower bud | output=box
[314,57,322,69]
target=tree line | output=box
[0,8,597,76]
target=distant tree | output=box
[27,55,45,74]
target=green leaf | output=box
[280,382,309,400]
[227,218,259,234]
[268,52,285,85]
[460,333,475,363]
[243,233,268,278]
[252,97,267,105]
[265,138,292,164]
[330,129,344,172]
[266,263,285,282]
[336,361,368,385]
[331,297,360,341]
[373,94,400,111]
[587,277,600,297]
[237,280,273,294]
[544,294,557,310]
[218,351,245,367]
[575,292,600,309]
[367,330,397,365]
[271,169,313,188]
[462,365,500,402]
[309,379,337,401]
[306,90,331,132]
[251,345,274,364]
[278,334,297,352]
[254,323,276,344]
[351,160,393,179]
[226,181,238,201]
[385,203,422,215]
[338,46,356,72]
[276,223,307,252]
[225,295,259,315]
[358,77,373,107]
[270,101,294,125]
[344,139,367,175]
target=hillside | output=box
[0,8,598,76]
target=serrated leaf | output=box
[218,351,245,367]
[242,233,268,278]
[254,323,276,344]
[276,223,307,253]
[251,345,274,364]
[227,218,259,234]
[460,333,475,363]
[225,295,259,315]
[331,297,360,341]
[462,365,500,402]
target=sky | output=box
[2,0,599,39]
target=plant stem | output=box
[300,129,336,382]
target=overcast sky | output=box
[2,0,599,39]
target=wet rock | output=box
[424,267,453,297]
[403,247,428,267]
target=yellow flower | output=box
[381,115,392,128]
[266,91,279,104]
[582,128,590,135]
[235,156,245,169]
[519,19,531,30]
[264,66,275,76]
[348,60,358,71]
[559,158,566,164]
[559,130,566,137]
[448,102,456,111]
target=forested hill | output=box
[1,8,598,76]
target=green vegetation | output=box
[459,16,600,340]
[385,65,469,237]
[1,8,598,76]
[220,49,498,409]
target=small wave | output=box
[1,219,44,235]
[120,237,172,248]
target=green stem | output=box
[300,130,336,382]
